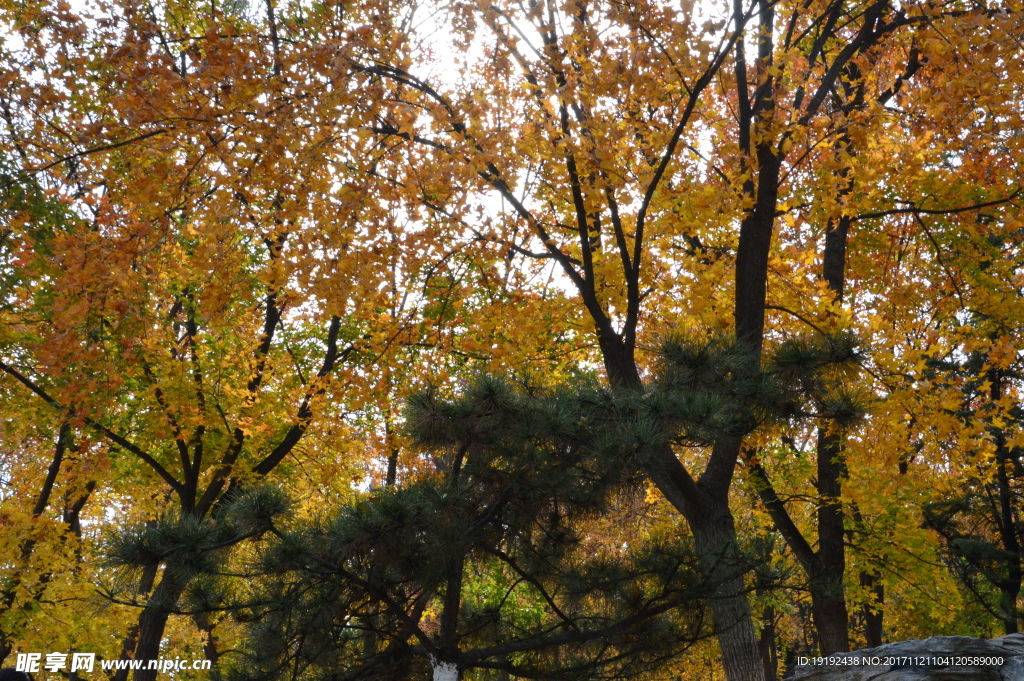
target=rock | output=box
[788,634,1024,680]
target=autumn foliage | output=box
[1,0,1024,678]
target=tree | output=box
[228,323,866,680]
[351,0,1024,675]
[226,375,714,681]
[0,0,425,674]
[920,308,1024,635]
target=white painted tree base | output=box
[431,658,459,681]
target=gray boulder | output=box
[788,634,1024,680]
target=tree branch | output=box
[0,360,184,495]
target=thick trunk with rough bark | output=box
[690,502,767,681]
[124,567,190,681]
[814,430,849,654]
[811,590,849,655]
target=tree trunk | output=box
[193,612,220,669]
[648,456,766,681]
[0,424,75,665]
[128,567,191,681]
[860,570,884,647]
[112,561,159,681]
[758,603,778,681]
[992,373,1022,636]
[810,589,849,655]
[814,429,849,653]
[689,497,767,681]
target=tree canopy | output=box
[2,0,1024,678]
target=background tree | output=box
[919,309,1024,635]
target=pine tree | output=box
[224,332,859,680]
[226,374,712,681]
